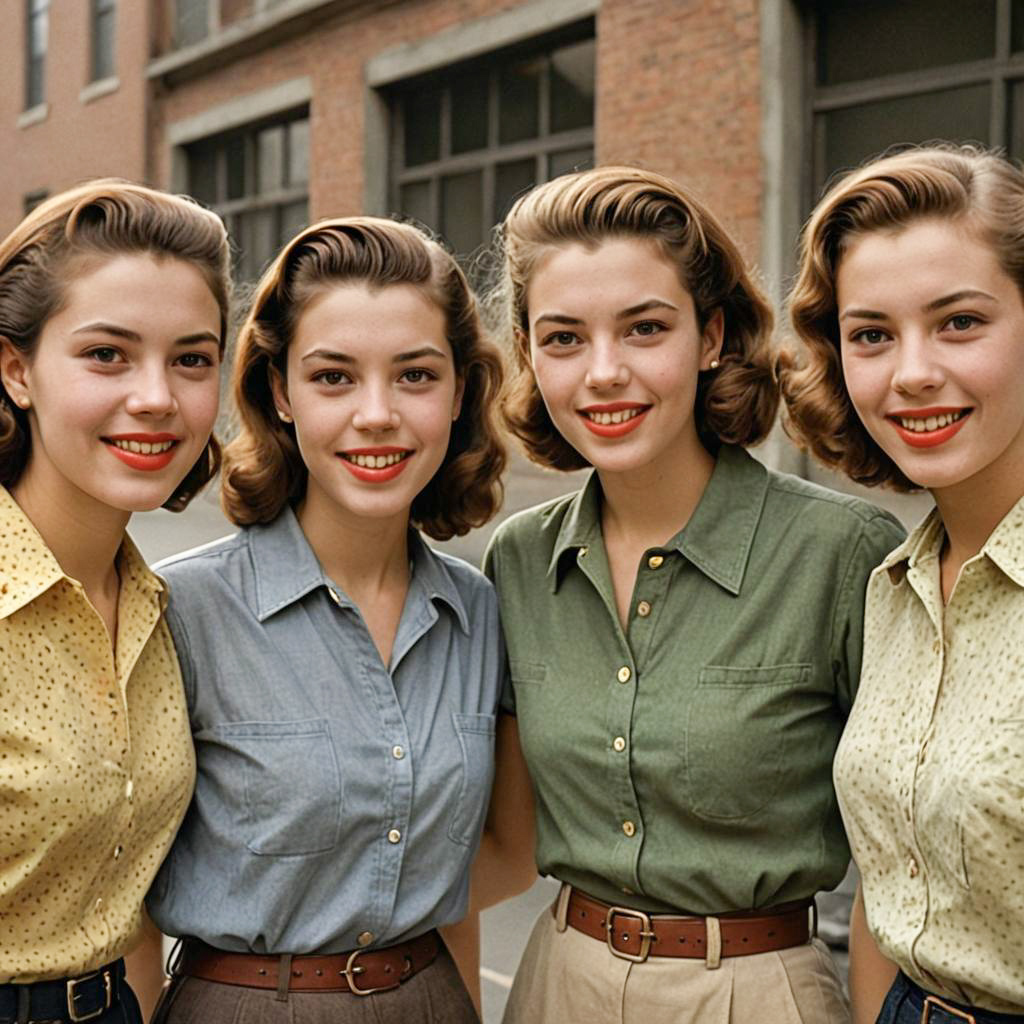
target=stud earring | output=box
[709,359,720,370]
[277,409,292,424]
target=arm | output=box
[440,915,482,1016]
[849,883,899,1024]
[123,910,166,1022]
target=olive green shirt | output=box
[484,446,905,914]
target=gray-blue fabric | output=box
[146,506,503,954]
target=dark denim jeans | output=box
[0,960,142,1024]
[878,973,1024,1024]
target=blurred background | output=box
[4,0,1002,1017]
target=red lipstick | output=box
[339,447,412,483]
[886,407,972,449]
[578,402,650,438]
[103,433,180,472]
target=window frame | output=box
[90,0,117,83]
[24,0,49,110]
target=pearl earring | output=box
[709,359,720,370]
[277,409,292,424]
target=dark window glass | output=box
[1014,0,1024,51]
[817,0,995,86]
[226,136,247,200]
[288,118,310,185]
[549,146,594,179]
[25,0,49,109]
[404,87,442,167]
[280,199,309,244]
[400,181,433,227]
[257,125,285,193]
[91,0,116,81]
[499,57,542,144]
[175,0,210,47]
[1008,81,1024,158]
[550,39,596,134]
[441,172,484,255]
[451,69,490,155]
[495,159,536,221]
[189,143,218,205]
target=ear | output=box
[699,308,725,369]
[451,373,465,422]
[268,365,293,423]
[0,337,32,410]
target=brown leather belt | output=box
[177,931,438,996]
[560,887,814,963]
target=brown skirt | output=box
[152,943,478,1024]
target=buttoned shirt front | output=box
[0,487,195,983]
[835,497,1024,1013]
[146,506,503,954]
[485,446,905,914]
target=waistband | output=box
[0,959,125,1024]
[891,973,1024,1024]
[554,883,815,967]
[176,931,439,997]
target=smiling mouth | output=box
[107,438,177,455]
[891,410,970,433]
[582,408,646,426]
[340,451,412,469]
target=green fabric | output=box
[484,446,905,914]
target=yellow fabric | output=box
[0,487,195,982]
[835,495,1024,1013]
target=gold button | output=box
[578,546,588,557]
[647,555,664,569]
[617,666,632,683]
[392,745,405,760]
[612,736,626,752]
[328,588,342,605]
[908,856,919,878]
[113,845,123,860]
[357,931,374,947]
[636,601,651,618]
[622,820,636,837]
[387,828,402,844]
[125,779,133,801]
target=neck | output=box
[934,471,1024,570]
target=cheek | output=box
[179,377,221,435]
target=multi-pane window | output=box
[390,27,596,257]
[175,0,211,47]
[91,0,117,81]
[25,0,49,109]
[809,0,1024,200]
[186,110,310,281]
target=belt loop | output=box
[16,986,29,1024]
[275,954,293,1002]
[704,916,722,970]
[555,882,571,933]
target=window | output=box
[91,0,116,81]
[175,0,211,47]
[25,0,49,109]
[809,0,1024,201]
[186,109,310,281]
[389,27,595,257]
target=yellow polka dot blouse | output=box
[835,495,1024,1013]
[0,487,195,983]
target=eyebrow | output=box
[72,322,220,345]
[840,289,1000,322]
[300,345,449,364]
[533,298,679,327]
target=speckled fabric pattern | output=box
[835,495,1024,1014]
[0,486,195,983]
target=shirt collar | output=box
[249,503,470,631]
[546,445,769,596]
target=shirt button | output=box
[622,820,636,837]
[94,898,104,913]
[392,745,405,760]
[636,601,651,618]
[113,845,123,860]
[908,856,919,878]
[328,588,342,605]
[612,736,626,752]
[647,555,664,569]
[387,828,402,844]
[357,931,374,947]
[617,666,632,683]
[578,546,588,558]
[125,779,134,801]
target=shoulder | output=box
[153,530,249,599]
[487,490,580,560]
[429,546,497,607]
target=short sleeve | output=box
[162,598,197,713]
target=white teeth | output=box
[897,411,967,433]
[346,452,407,468]
[111,439,174,454]
[587,408,643,426]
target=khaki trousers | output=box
[502,900,850,1024]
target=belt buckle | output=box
[604,906,655,964]
[344,949,396,997]
[922,995,977,1024]
[66,969,112,1022]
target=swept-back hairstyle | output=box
[0,179,231,511]
[783,143,1024,490]
[223,217,505,539]
[492,166,778,470]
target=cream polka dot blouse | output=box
[835,495,1024,1013]
[0,487,195,983]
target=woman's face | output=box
[526,236,722,479]
[275,281,463,530]
[838,218,1024,504]
[0,253,221,515]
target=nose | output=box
[890,333,945,396]
[584,337,629,391]
[124,363,177,418]
[351,381,400,432]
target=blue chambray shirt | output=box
[146,506,503,954]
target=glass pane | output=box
[451,69,490,154]
[549,146,594,179]
[817,0,995,86]
[236,209,277,280]
[499,57,542,144]
[403,87,442,167]
[175,0,209,47]
[550,39,595,134]
[257,125,285,193]
[279,199,308,246]
[226,135,246,200]
[288,117,310,186]
[441,171,484,255]
[188,143,219,205]
[1008,81,1024,159]
[399,180,433,227]
[1014,0,1024,51]
[92,6,116,81]
[30,3,48,57]
[26,56,44,108]
[819,84,991,194]
[495,159,536,221]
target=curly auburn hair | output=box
[490,166,779,470]
[782,143,1024,491]
[0,179,231,511]
[222,217,505,539]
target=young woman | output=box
[145,217,506,1024]
[0,181,229,1023]
[482,166,905,1024]
[784,144,1024,1024]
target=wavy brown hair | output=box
[490,166,779,470]
[0,179,231,511]
[782,144,1024,490]
[223,217,505,539]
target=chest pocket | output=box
[448,712,497,847]
[211,719,342,856]
[683,664,810,821]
